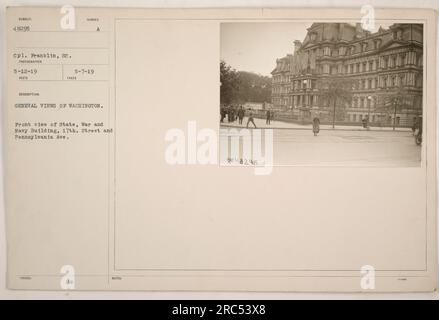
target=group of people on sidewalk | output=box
[221,105,275,129]
[220,105,256,128]
[220,104,321,133]
[220,105,243,124]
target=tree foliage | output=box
[220,60,240,105]
[220,61,272,105]
[235,71,272,104]
[317,78,353,127]
[375,86,418,128]
[375,87,416,115]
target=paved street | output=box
[220,117,412,132]
[220,118,421,166]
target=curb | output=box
[220,125,412,133]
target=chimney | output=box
[355,23,364,37]
[338,23,345,40]
[294,40,302,54]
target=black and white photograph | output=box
[220,22,424,166]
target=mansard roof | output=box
[271,23,423,75]
[302,23,364,47]
[271,55,294,74]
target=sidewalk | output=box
[220,117,412,132]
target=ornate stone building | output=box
[271,23,423,125]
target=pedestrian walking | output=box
[246,111,257,128]
[220,106,226,123]
[238,106,245,125]
[227,107,234,122]
[362,116,370,130]
[412,116,418,135]
[266,110,271,125]
[312,117,320,136]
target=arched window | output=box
[415,74,422,87]
[324,47,331,56]
[400,53,406,65]
[383,57,389,69]
[339,47,345,56]
[362,42,368,52]
[392,55,397,68]
[399,74,405,87]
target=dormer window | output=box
[374,39,382,49]
[393,29,403,40]
[377,39,382,48]
[361,42,368,52]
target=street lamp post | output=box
[367,96,372,126]
[392,98,398,131]
[301,79,307,123]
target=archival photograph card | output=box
[4,6,437,292]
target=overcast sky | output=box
[220,22,391,77]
